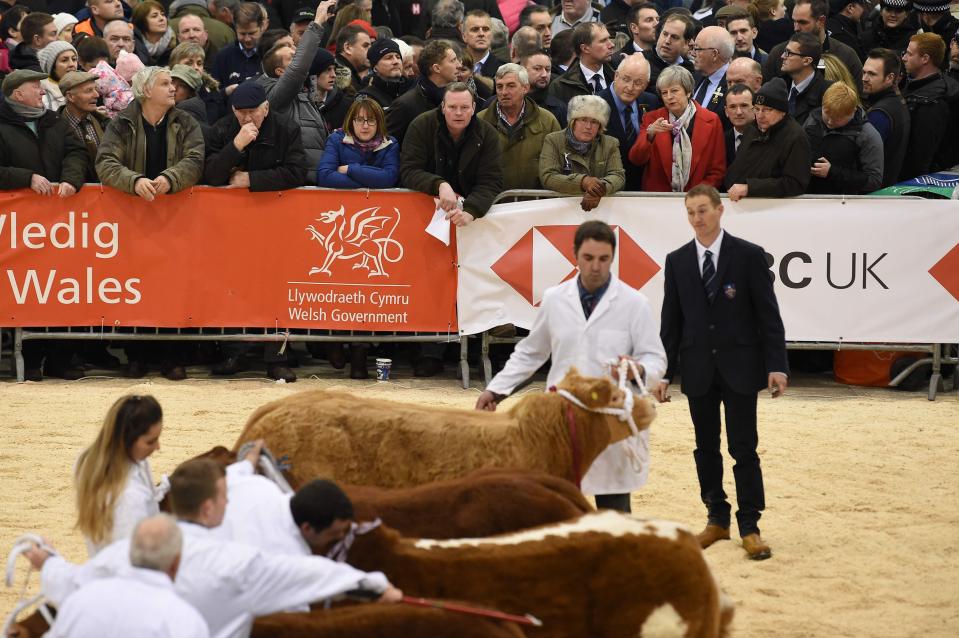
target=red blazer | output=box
[627,103,727,192]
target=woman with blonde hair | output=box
[821,52,860,103]
[74,395,166,555]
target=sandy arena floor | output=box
[0,363,956,637]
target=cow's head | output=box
[556,368,655,443]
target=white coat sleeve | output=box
[40,541,129,607]
[628,295,667,389]
[485,289,556,396]
[240,551,390,616]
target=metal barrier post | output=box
[14,328,24,383]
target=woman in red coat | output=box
[628,65,726,192]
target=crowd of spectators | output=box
[1,0,957,382]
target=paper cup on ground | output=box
[375,358,392,381]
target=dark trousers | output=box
[687,372,765,536]
[594,493,631,513]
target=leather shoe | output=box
[413,356,444,377]
[161,363,187,381]
[696,524,730,550]
[45,365,86,380]
[211,356,248,376]
[742,533,772,560]
[125,360,147,379]
[23,368,42,382]
[268,364,296,383]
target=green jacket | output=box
[477,97,560,191]
[95,100,205,195]
[539,130,625,195]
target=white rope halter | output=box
[551,359,652,474]
[3,534,57,636]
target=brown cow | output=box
[234,369,656,489]
[257,511,734,638]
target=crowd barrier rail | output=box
[1,187,956,399]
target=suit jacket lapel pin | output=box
[723,283,736,299]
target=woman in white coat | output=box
[74,395,166,556]
[477,221,667,512]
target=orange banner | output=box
[0,187,458,331]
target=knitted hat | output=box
[567,94,611,128]
[52,12,79,35]
[754,77,789,112]
[1,69,47,96]
[170,64,203,91]
[115,49,145,83]
[879,0,912,8]
[310,47,336,75]
[37,41,77,76]
[58,70,96,93]
[367,38,401,69]
[230,80,267,108]
[911,0,949,12]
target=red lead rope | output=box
[401,596,544,627]
[549,386,583,490]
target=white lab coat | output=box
[48,566,210,638]
[85,459,167,557]
[217,461,310,557]
[486,276,667,494]
[41,521,390,638]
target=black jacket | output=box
[530,86,569,128]
[900,72,956,180]
[0,100,88,190]
[548,60,616,105]
[790,72,833,129]
[861,11,917,55]
[825,13,864,60]
[318,86,353,133]
[692,70,730,130]
[385,76,445,145]
[400,108,503,218]
[660,231,788,397]
[864,86,910,186]
[8,42,40,71]
[203,111,307,191]
[597,86,660,190]
[725,116,811,197]
[477,52,505,79]
[643,49,695,88]
[764,37,862,87]
[803,108,883,194]
[357,74,414,112]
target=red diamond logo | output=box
[490,228,534,304]
[929,242,959,302]
[617,228,661,290]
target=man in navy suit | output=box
[691,26,734,130]
[723,83,756,167]
[597,53,660,190]
[655,184,788,561]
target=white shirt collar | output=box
[791,71,815,95]
[580,62,605,88]
[695,229,724,275]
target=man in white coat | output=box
[26,459,402,638]
[49,513,210,638]
[476,220,667,513]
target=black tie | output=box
[694,79,709,105]
[703,250,718,303]
[582,293,597,318]
[591,74,603,94]
[622,105,636,143]
[788,87,799,115]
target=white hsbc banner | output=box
[456,196,959,343]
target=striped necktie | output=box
[703,250,718,303]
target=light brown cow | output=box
[235,369,656,488]
[255,511,734,638]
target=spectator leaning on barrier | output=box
[316,97,399,189]
[477,63,561,191]
[59,70,111,183]
[256,1,333,185]
[95,65,204,201]
[861,48,911,187]
[204,80,307,191]
[539,94,625,212]
[723,82,756,167]
[899,32,956,180]
[724,77,812,200]
[386,38,459,145]
[597,53,660,191]
[804,81,884,194]
[628,65,727,193]
[549,21,616,105]
[357,37,414,111]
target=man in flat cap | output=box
[724,77,811,200]
[59,70,111,183]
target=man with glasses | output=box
[863,0,918,55]
[724,77,812,200]
[598,53,659,189]
[779,32,833,128]
[762,0,862,84]
[691,25,735,129]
